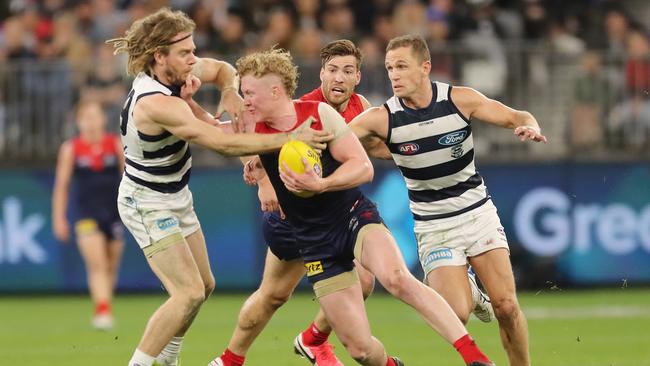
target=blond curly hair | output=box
[235,48,299,98]
[106,8,195,76]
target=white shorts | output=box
[414,200,509,276]
[117,176,200,251]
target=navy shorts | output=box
[262,211,301,261]
[298,196,384,284]
[74,214,124,241]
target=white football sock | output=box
[128,348,155,366]
[156,336,184,365]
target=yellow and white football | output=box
[278,140,322,198]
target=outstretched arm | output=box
[451,86,547,143]
[136,95,332,156]
[349,107,393,159]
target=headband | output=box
[166,33,191,46]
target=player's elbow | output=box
[174,125,202,145]
[360,160,374,183]
[185,128,242,157]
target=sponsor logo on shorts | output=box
[75,218,98,235]
[497,227,506,237]
[305,261,324,276]
[423,248,453,267]
[156,217,178,230]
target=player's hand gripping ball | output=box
[278,140,322,198]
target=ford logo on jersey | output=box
[438,131,467,146]
[398,142,419,154]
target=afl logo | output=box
[398,143,419,154]
[438,131,467,146]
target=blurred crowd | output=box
[1,0,650,161]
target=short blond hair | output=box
[386,34,431,62]
[106,8,195,76]
[235,48,299,97]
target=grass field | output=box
[2,288,649,366]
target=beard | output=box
[164,68,186,86]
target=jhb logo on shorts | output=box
[305,261,324,276]
[156,217,178,231]
[423,248,453,267]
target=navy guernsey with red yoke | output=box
[299,88,364,123]
[257,100,383,283]
[262,91,369,263]
[71,133,123,239]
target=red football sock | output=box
[301,322,330,346]
[221,348,245,366]
[95,301,111,315]
[453,334,491,365]
[385,356,398,366]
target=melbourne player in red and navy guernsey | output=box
[256,100,383,284]
[70,133,123,237]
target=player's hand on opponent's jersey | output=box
[53,216,70,243]
[291,117,333,154]
[514,125,548,143]
[280,158,324,196]
[243,156,266,185]
[257,177,286,219]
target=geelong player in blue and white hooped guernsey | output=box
[350,34,547,366]
[106,8,332,366]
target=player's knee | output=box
[181,283,206,310]
[87,259,109,274]
[260,287,292,309]
[492,296,520,322]
[381,269,412,298]
[267,291,292,309]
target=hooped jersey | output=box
[384,81,490,221]
[300,88,365,123]
[71,134,121,217]
[119,72,191,193]
[256,100,362,244]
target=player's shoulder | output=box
[58,139,75,159]
[136,92,181,114]
[363,105,389,118]
[61,139,75,151]
[299,88,324,102]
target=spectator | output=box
[393,0,427,37]
[609,30,650,149]
[212,8,250,56]
[570,51,613,148]
[80,43,125,131]
[320,3,356,42]
[257,7,295,50]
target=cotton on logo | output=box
[0,197,47,264]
